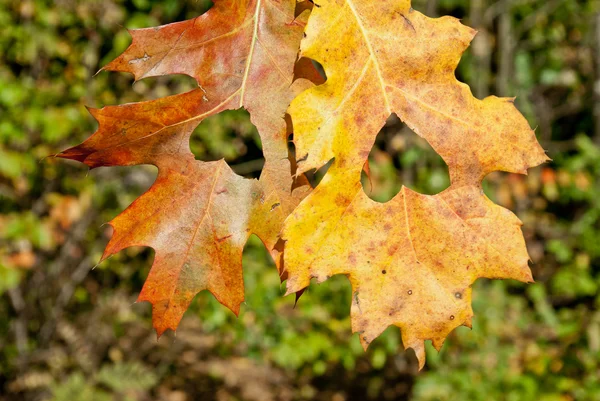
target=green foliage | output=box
[51,362,157,401]
[96,362,158,393]
[413,281,600,401]
[51,373,111,401]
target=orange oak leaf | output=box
[281,0,549,368]
[59,0,318,337]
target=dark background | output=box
[1,0,599,400]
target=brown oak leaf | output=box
[59,0,318,336]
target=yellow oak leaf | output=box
[282,0,548,368]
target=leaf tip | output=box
[412,342,426,371]
[526,273,535,284]
[293,288,306,308]
[283,276,308,298]
[358,334,371,351]
[431,337,445,352]
[283,286,297,298]
[155,327,168,341]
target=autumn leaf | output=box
[281,0,549,368]
[58,0,317,337]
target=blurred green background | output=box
[2,0,599,400]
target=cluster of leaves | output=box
[4,0,600,399]
[56,0,550,369]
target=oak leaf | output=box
[59,0,317,336]
[281,0,549,368]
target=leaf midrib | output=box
[345,0,392,114]
[239,0,262,107]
